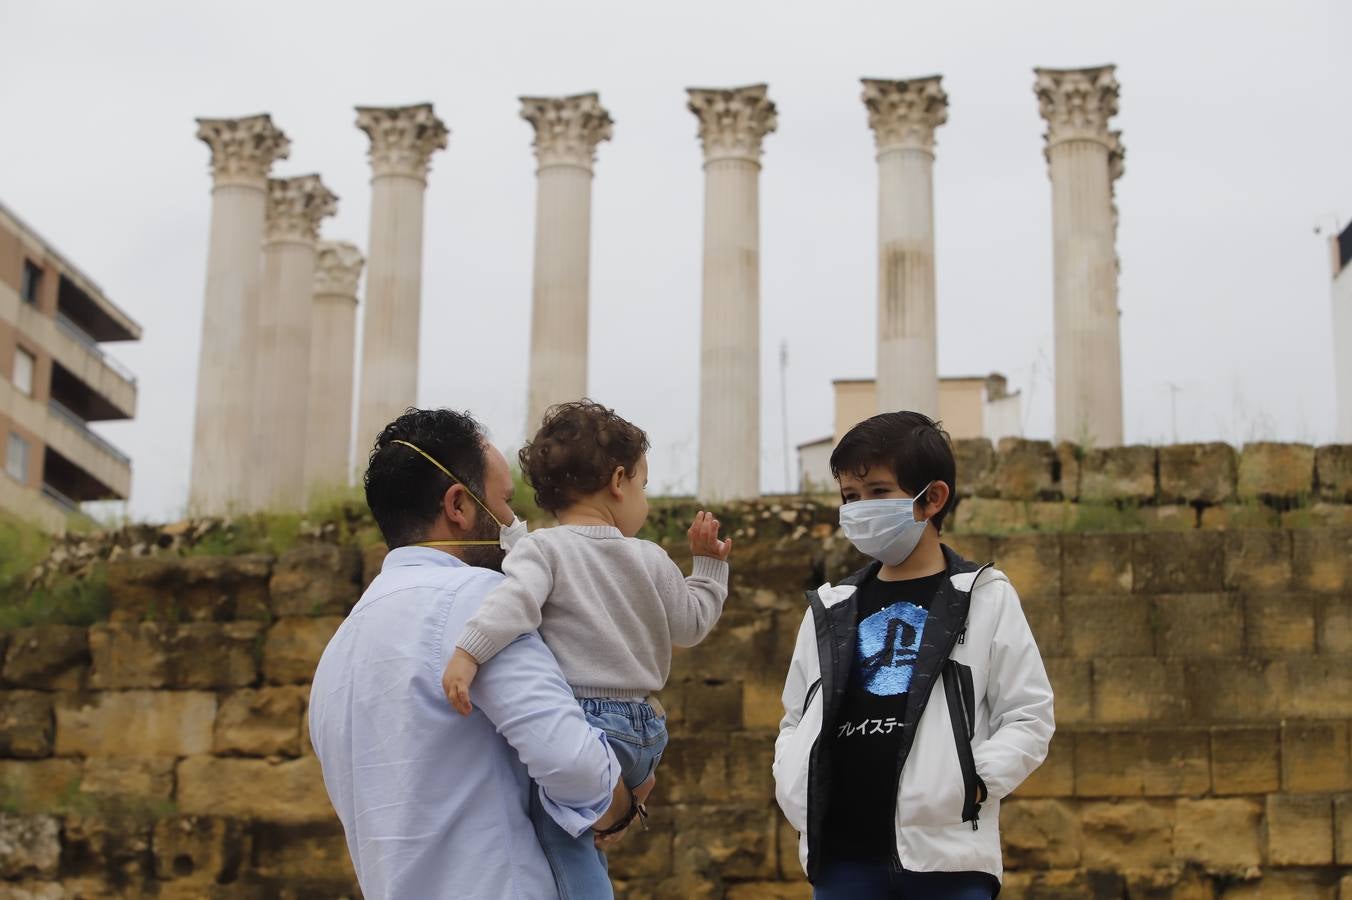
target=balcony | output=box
[56,312,137,385]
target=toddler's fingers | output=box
[452,685,473,716]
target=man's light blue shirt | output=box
[309,547,621,900]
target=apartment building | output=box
[0,200,140,530]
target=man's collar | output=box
[381,545,469,572]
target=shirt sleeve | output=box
[457,533,555,664]
[470,631,622,837]
[651,544,729,648]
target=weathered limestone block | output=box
[1055,442,1081,502]
[249,821,355,885]
[261,617,342,685]
[1243,593,1315,656]
[1184,659,1285,722]
[1336,795,1352,864]
[1280,721,1351,791]
[1000,868,1126,899]
[1292,528,1352,593]
[1012,733,1073,798]
[1132,531,1224,594]
[0,814,60,879]
[659,736,729,804]
[88,621,262,689]
[1222,530,1291,592]
[80,756,174,801]
[0,760,81,813]
[106,554,272,622]
[1210,726,1279,794]
[1219,872,1339,899]
[1079,445,1157,503]
[152,816,247,883]
[1000,798,1081,868]
[1317,595,1352,654]
[1079,800,1173,869]
[952,438,996,498]
[992,438,1059,500]
[0,693,52,758]
[607,816,674,880]
[1123,869,1216,900]
[1158,443,1237,505]
[725,884,810,899]
[1063,595,1153,657]
[1236,442,1315,501]
[268,543,361,617]
[1075,730,1210,796]
[671,805,776,881]
[776,817,801,880]
[1315,444,1352,501]
[1091,658,1188,723]
[670,613,774,685]
[2,626,89,690]
[1172,797,1262,874]
[1153,594,1242,657]
[991,534,1061,597]
[0,882,68,900]
[1043,659,1089,725]
[55,691,216,757]
[950,498,1029,533]
[61,813,151,886]
[1266,793,1334,865]
[214,687,306,757]
[1061,533,1132,594]
[1199,503,1280,530]
[176,756,331,824]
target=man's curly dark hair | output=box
[520,400,650,513]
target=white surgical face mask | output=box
[499,515,527,552]
[837,482,933,566]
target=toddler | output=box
[442,400,732,898]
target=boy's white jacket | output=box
[772,555,1054,883]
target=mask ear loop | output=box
[914,481,936,524]
[390,439,504,547]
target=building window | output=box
[13,347,34,396]
[20,261,42,304]
[5,432,29,482]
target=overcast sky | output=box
[2,1,1348,521]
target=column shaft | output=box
[526,165,594,430]
[876,147,938,416]
[1049,140,1122,445]
[698,158,762,501]
[306,292,359,490]
[356,173,428,452]
[190,183,267,514]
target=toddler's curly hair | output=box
[520,400,650,513]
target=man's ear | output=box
[442,484,473,531]
[608,466,627,498]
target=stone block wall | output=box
[1,445,1351,896]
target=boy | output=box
[442,400,732,899]
[773,411,1054,899]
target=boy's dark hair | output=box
[364,407,488,548]
[829,411,957,531]
[520,400,650,513]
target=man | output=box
[309,407,642,899]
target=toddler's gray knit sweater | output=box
[456,525,729,698]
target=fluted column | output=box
[247,175,337,510]
[862,77,947,417]
[688,84,777,501]
[353,104,448,456]
[520,93,613,435]
[305,241,365,494]
[190,114,290,514]
[1035,65,1126,446]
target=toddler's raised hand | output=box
[687,510,732,561]
[442,648,481,716]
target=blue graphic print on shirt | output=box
[857,601,929,696]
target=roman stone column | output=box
[353,104,448,457]
[687,85,777,502]
[248,175,338,511]
[190,114,290,515]
[520,93,613,435]
[305,241,365,494]
[1035,65,1126,446]
[861,77,947,418]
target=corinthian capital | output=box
[314,241,365,297]
[265,175,338,243]
[687,84,777,163]
[355,103,449,181]
[520,93,613,171]
[861,76,948,154]
[1034,65,1120,149]
[196,114,290,187]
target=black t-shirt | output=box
[822,569,947,863]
